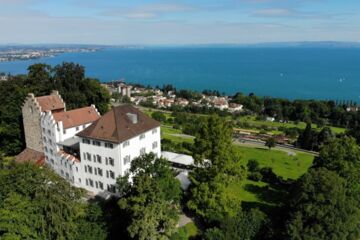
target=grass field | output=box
[238,115,345,134]
[161,125,194,144]
[235,146,314,180]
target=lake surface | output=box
[1,47,359,102]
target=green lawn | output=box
[161,125,195,144]
[238,115,345,134]
[225,146,314,207]
[235,146,314,180]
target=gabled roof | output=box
[36,94,65,112]
[53,106,100,129]
[77,105,160,143]
[15,148,45,166]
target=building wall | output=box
[41,111,94,189]
[78,126,161,194]
[22,94,43,152]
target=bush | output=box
[248,172,263,182]
[247,159,260,172]
[151,111,167,122]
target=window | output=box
[84,166,87,173]
[60,170,64,176]
[49,139,52,145]
[43,137,47,143]
[98,168,103,176]
[109,157,114,166]
[86,179,88,186]
[76,167,78,172]
[65,173,69,179]
[82,138,90,144]
[94,168,97,175]
[42,127,45,133]
[152,141,158,149]
[44,147,48,153]
[88,166,93,174]
[86,153,91,161]
[92,140,101,146]
[109,170,115,179]
[140,147,146,155]
[50,149,53,155]
[99,182,104,190]
[105,142,114,149]
[47,130,51,135]
[139,134,145,140]
[106,170,109,178]
[95,181,98,188]
[79,178,81,183]
[123,155,131,165]
[51,158,54,164]
[89,179,94,187]
[70,165,72,170]
[107,184,116,193]
[123,140,130,147]
[97,155,102,163]
[152,128,157,134]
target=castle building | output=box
[18,90,161,196]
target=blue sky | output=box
[1,0,360,44]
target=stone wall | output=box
[22,94,43,152]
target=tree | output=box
[204,209,266,240]
[286,168,360,240]
[0,163,108,240]
[75,203,107,240]
[265,137,276,150]
[192,115,240,176]
[0,62,110,156]
[151,111,167,123]
[297,123,315,150]
[116,153,181,240]
[313,137,360,199]
[187,115,243,223]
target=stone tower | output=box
[21,90,65,152]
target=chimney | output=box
[126,113,138,124]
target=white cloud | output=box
[101,3,195,20]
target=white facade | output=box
[41,110,94,188]
[41,107,161,195]
[78,126,161,194]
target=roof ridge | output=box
[113,107,121,141]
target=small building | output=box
[228,103,243,113]
[266,117,275,122]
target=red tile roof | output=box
[15,148,45,166]
[77,105,160,143]
[36,95,65,112]
[53,106,100,129]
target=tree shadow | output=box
[244,183,287,205]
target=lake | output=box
[1,47,359,102]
